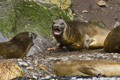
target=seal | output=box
[52,19,109,50]
[104,25,120,52]
[0,32,37,59]
[53,60,120,76]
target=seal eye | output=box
[60,22,64,25]
[53,21,55,24]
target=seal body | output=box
[0,32,37,59]
[52,19,109,50]
[104,25,120,52]
[53,60,120,76]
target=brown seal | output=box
[52,19,109,50]
[53,60,120,76]
[0,32,37,59]
[104,25,120,52]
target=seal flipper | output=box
[79,66,102,76]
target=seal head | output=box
[52,19,67,36]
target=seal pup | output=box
[53,60,120,76]
[0,32,37,59]
[104,25,120,52]
[52,19,109,50]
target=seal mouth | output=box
[53,28,61,35]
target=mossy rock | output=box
[0,60,23,80]
[0,0,71,39]
[43,0,71,10]
[42,0,73,20]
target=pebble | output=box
[97,0,107,7]
[18,61,29,67]
[82,10,88,13]
[17,59,23,62]
[112,55,118,58]
[26,66,34,70]
[27,60,32,64]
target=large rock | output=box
[0,0,72,55]
[43,0,71,10]
[0,60,23,80]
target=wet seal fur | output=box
[0,32,37,59]
[104,25,120,52]
[52,19,109,50]
[53,60,120,76]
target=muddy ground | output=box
[11,0,120,79]
[71,0,120,29]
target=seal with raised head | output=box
[0,32,37,59]
[52,19,109,50]
[53,60,120,76]
[104,25,120,52]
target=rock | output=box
[0,31,6,42]
[42,0,71,10]
[97,0,107,7]
[17,59,23,62]
[0,60,23,80]
[26,66,34,70]
[18,62,29,67]
[82,10,88,13]
[0,0,72,56]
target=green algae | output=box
[0,0,71,39]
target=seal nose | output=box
[54,24,60,27]
[29,32,37,39]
